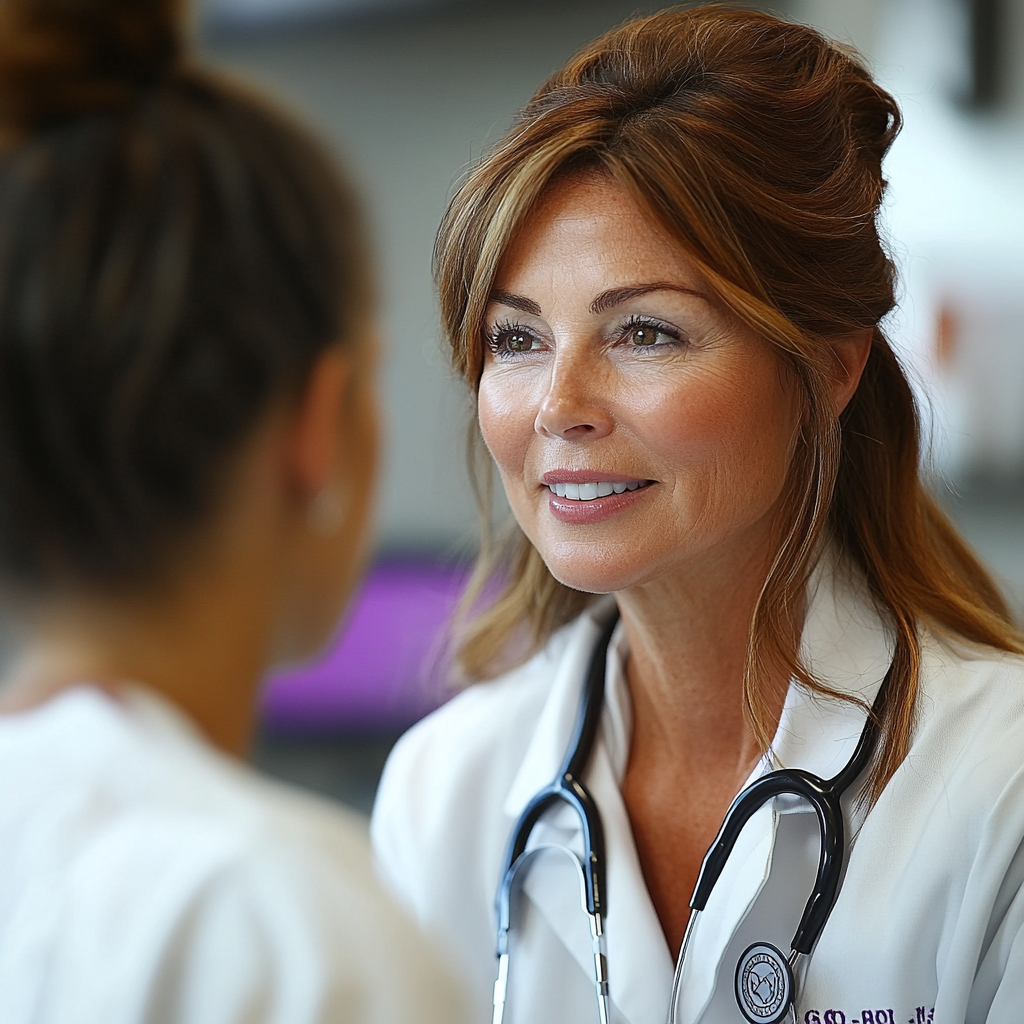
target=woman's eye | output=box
[504,330,534,352]
[488,325,540,355]
[628,324,671,347]
[629,325,659,346]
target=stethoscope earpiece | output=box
[734,942,795,1024]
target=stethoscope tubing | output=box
[668,671,889,1023]
[494,841,611,1024]
[494,607,890,1024]
[496,614,618,938]
[496,778,606,946]
[690,691,882,952]
[493,615,618,1024]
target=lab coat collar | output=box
[502,554,893,820]
[502,596,619,819]
[500,555,893,1024]
[760,552,894,790]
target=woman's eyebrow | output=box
[488,283,705,317]
[489,290,542,315]
[590,283,705,314]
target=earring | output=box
[307,484,349,537]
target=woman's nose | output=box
[534,360,614,441]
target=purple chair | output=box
[260,558,470,734]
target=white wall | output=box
[793,0,1024,477]
[204,0,676,556]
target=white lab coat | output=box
[0,684,468,1024]
[371,556,1024,1024]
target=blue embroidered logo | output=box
[735,943,793,1024]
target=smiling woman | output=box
[477,175,806,595]
[372,6,1024,1024]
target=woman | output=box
[371,7,1024,1023]
[0,1,466,1021]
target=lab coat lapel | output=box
[517,741,676,1024]
[677,555,895,1020]
[499,602,621,1014]
[597,740,677,1024]
[771,556,894,784]
[504,603,676,1024]
[502,602,613,821]
[675,802,779,1022]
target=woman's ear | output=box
[828,330,873,415]
[284,346,352,501]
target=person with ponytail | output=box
[372,6,1024,1023]
[0,1,467,1021]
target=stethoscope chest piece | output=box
[734,942,794,1024]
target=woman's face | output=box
[478,174,802,595]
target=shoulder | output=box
[370,613,596,931]
[55,686,382,874]
[158,816,465,1024]
[877,630,1024,856]
[0,688,468,1024]
[377,646,558,809]
[36,814,465,1024]
[372,617,578,853]
[83,695,410,945]
[372,606,589,831]
[369,615,593,1018]
[914,629,1024,765]
[844,635,1024,997]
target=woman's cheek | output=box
[698,368,800,517]
[478,372,533,487]
[636,360,797,520]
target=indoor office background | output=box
[194,0,1024,812]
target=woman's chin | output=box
[540,550,654,597]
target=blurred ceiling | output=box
[202,0,458,30]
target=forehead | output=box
[494,172,704,296]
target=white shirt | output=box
[371,559,1024,1024]
[0,684,468,1024]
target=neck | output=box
[617,537,792,777]
[616,533,799,956]
[0,562,277,757]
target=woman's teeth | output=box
[547,481,646,500]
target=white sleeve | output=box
[979,928,1024,1023]
[968,836,1024,1023]
[158,842,469,1024]
[25,814,469,1024]
[971,889,1024,1021]
[369,728,423,918]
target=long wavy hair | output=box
[434,5,1022,801]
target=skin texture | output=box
[479,173,871,954]
[0,339,379,757]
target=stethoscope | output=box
[493,611,889,1024]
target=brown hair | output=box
[0,0,370,590]
[434,4,1022,801]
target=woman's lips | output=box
[542,476,655,523]
[546,479,648,500]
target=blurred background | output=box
[194,0,1024,812]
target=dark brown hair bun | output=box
[0,0,183,138]
[0,2,370,591]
